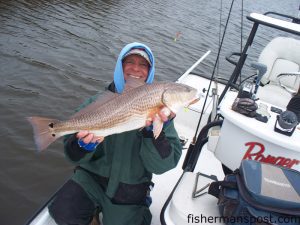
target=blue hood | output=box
[113,42,155,93]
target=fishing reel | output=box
[233,63,268,119]
[237,81,255,99]
[237,62,268,99]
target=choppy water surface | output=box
[0,0,299,224]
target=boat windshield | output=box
[247,12,300,35]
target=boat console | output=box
[212,91,300,171]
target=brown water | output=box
[0,0,299,224]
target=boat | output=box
[160,11,300,225]
[25,10,300,225]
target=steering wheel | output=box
[276,72,300,95]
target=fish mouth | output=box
[187,91,203,107]
[187,98,200,107]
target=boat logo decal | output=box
[242,142,300,169]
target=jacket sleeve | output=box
[63,134,100,164]
[139,120,182,174]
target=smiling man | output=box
[48,42,182,225]
[113,42,155,93]
[122,48,152,81]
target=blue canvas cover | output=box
[209,160,300,225]
[240,160,300,209]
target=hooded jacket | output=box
[113,42,155,93]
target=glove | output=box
[78,139,99,151]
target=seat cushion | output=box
[257,84,292,108]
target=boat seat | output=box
[256,37,300,108]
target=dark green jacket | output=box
[64,87,182,199]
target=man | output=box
[48,42,182,225]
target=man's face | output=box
[122,54,150,81]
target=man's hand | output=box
[76,131,104,144]
[145,107,175,127]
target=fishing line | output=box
[239,0,244,85]
[192,0,235,143]
[216,0,223,77]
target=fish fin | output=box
[152,114,163,139]
[71,91,118,119]
[27,117,61,151]
[72,78,146,119]
[124,77,146,91]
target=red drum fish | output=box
[28,81,198,151]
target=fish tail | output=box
[27,116,61,151]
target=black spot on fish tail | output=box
[27,117,61,151]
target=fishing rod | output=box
[191,0,236,143]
